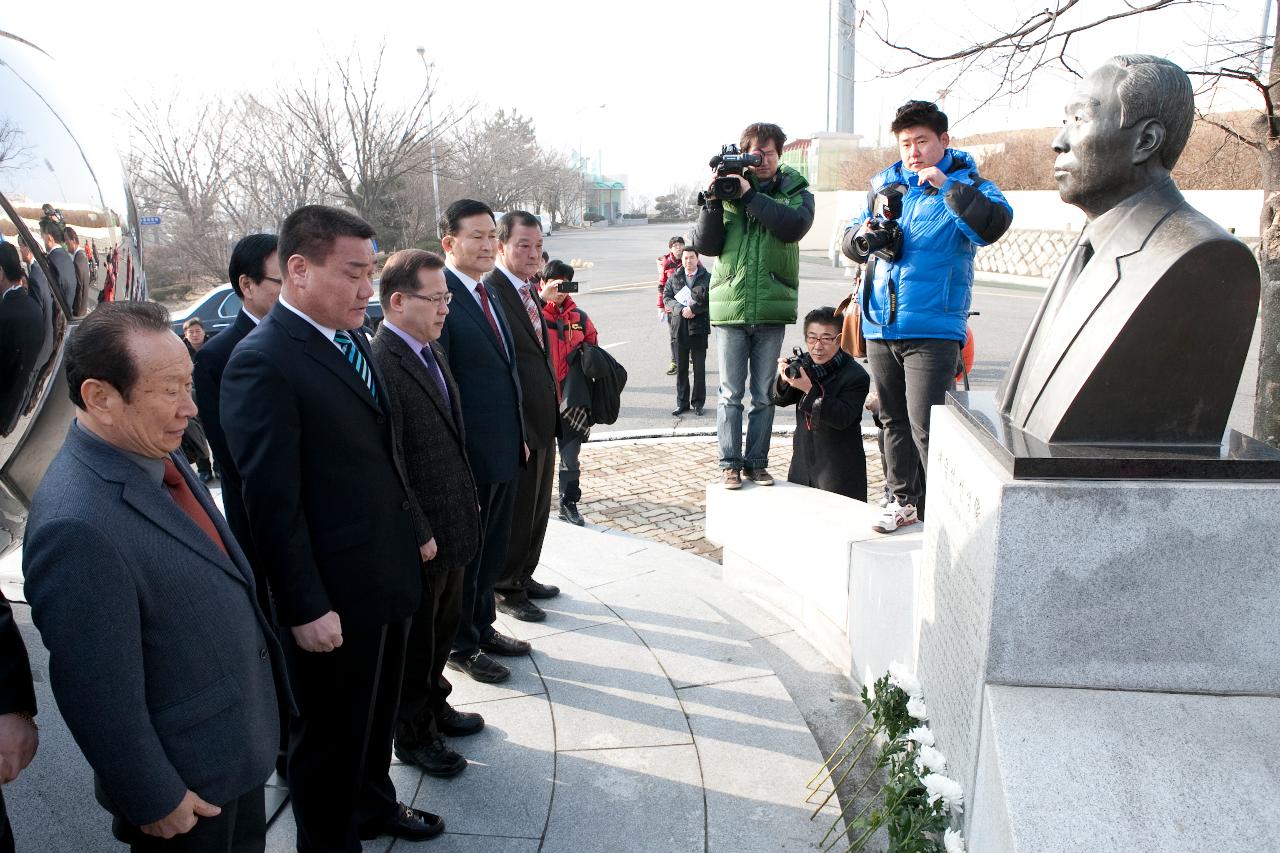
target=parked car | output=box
[170,283,384,339]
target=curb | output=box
[588,424,880,442]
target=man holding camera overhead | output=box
[690,121,814,491]
[844,100,1011,534]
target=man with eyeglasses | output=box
[690,121,814,490]
[772,306,870,501]
[370,249,484,784]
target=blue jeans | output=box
[716,324,786,470]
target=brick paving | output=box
[566,433,885,562]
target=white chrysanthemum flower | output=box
[906,726,935,747]
[914,744,947,774]
[887,661,923,697]
[907,696,929,720]
[944,827,966,853]
[923,773,964,810]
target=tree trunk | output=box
[1252,22,1280,446]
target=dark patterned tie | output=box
[162,457,228,555]
[334,330,377,400]
[519,284,545,349]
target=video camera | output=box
[853,185,906,262]
[705,144,762,201]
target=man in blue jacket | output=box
[845,100,1012,533]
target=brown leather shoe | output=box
[722,469,743,490]
[744,467,775,486]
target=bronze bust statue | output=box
[997,55,1260,446]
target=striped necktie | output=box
[519,284,545,349]
[334,330,377,400]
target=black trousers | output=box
[113,786,266,853]
[397,566,465,745]
[285,619,410,853]
[675,331,708,409]
[0,788,11,853]
[452,479,517,657]
[865,338,960,513]
[495,443,555,604]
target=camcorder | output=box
[783,346,813,381]
[705,144,762,201]
[853,185,906,262]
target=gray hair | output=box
[1104,54,1194,170]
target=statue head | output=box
[1052,55,1194,218]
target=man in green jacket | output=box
[690,121,815,489]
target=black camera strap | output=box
[858,256,897,327]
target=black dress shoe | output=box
[394,735,467,778]
[525,578,561,598]
[672,406,689,416]
[360,803,445,841]
[559,501,585,526]
[446,651,510,683]
[437,704,484,737]
[480,631,532,656]
[694,406,704,416]
[497,596,546,622]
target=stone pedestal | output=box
[922,405,1280,849]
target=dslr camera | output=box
[783,346,812,381]
[853,185,906,262]
[705,144,762,201]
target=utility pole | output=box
[415,47,442,229]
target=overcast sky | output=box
[6,0,1266,199]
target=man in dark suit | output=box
[192,234,281,573]
[0,243,45,436]
[22,301,286,851]
[998,55,1259,445]
[0,590,37,853]
[436,199,529,684]
[38,215,78,315]
[489,211,562,623]
[370,249,484,779]
[221,206,442,850]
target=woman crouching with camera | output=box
[771,306,871,501]
[541,260,599,526]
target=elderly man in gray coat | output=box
[22,301,288,852]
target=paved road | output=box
[543,222,1043,434]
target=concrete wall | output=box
[806,188,1264,255]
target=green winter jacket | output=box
[690,164,814,326]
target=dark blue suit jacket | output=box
[192,310,256,564]
[22,422,286,826]
[220,302,423,631]
[438,269,525,485]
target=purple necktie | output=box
[421,345,450,406]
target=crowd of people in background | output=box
[0,102,1012,853]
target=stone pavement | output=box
[3,516,858,852]
[262,520,847,851]
[572,432,885,561]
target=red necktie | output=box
[162,458,228,555]
[475,283,506,356]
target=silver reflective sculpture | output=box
[0,30,145,553]
[998,55,1260,446]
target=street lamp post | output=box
[415,46,443,229]
[575,103,606,221]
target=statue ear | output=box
[1132,118,1166,166]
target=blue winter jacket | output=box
[846,150,1012,342]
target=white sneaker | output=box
[873,500,918,534]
